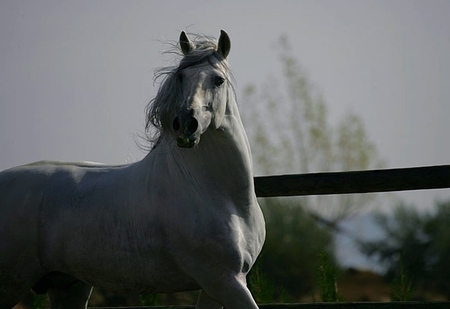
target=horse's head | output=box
[146,30,235,149]
[171,30,232,148]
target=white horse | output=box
[0,30,265,309]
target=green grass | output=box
[316,250,344,302]
[139,293,162,306]
[32,293,49,308]
[390,258,414,301]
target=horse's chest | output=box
[165,208,263,270]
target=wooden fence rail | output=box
[254,165,450,197]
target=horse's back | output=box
[0,161,77,228]
[0,160,116,255]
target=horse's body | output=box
[0,31,265,309]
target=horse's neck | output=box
[144,115,255,207]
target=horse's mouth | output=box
[176,136,198,148]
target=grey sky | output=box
[1,0,450,212]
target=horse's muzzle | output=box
[173,116,199,148]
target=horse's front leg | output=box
[195,290,223,309]
[198,275,259,309]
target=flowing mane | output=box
[145,34,234,147]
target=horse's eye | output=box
[214,76,225,87]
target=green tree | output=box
[242,35,384,222]
[249,199,334,301]
[242,35,384,301]
[359,204,430,283]
[426,201,450,297]
[360,200,450,299]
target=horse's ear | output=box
[217,30,231,59]
[180,31,194,55]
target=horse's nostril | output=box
[173,117,181,132]
[187,118,198,135]
[173,116,198,136]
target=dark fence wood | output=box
[254,165,450,197]
[89,301,450,309]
